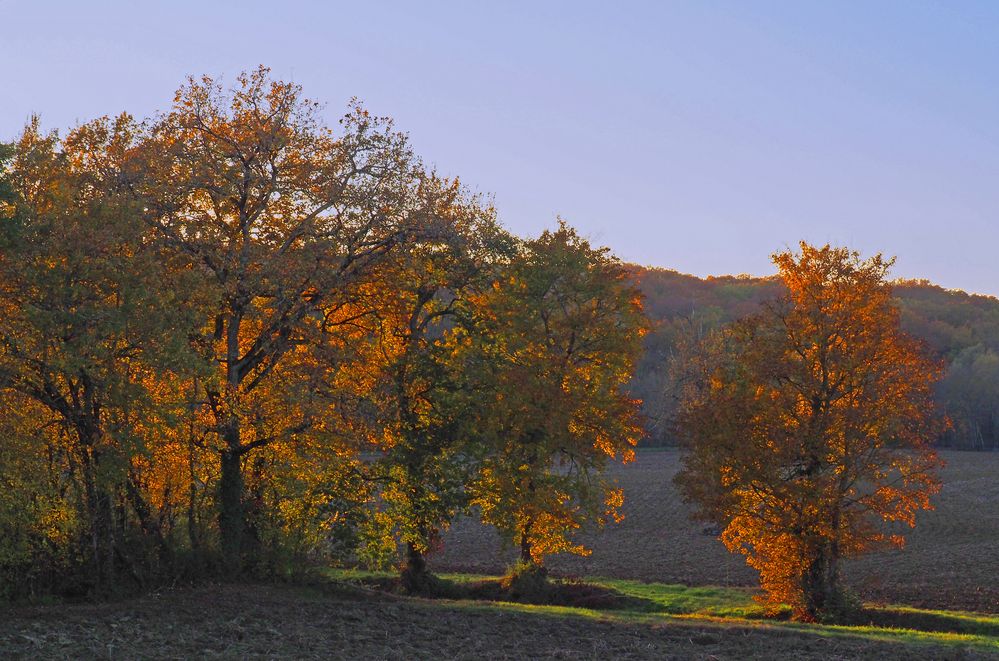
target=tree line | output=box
[1,68,948,625]
[0,68,645,599]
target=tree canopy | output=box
[469,222,647,568]
[675,243,944,621]
[0,68,962,613]
[0,70,647,598]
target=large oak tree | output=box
[132,67,444,571]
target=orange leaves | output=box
[677,242,944,621]
[604,488,626,524]
[0,67,649,589]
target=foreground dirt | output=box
[437,449,999,613]
[0,583,989,660]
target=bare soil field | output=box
[436,449,999,613]
[2,582,993,660]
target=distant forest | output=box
[629,267,999,450]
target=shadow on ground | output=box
[354,573,662,611]
[851,607,999,637]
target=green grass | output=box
[582,578,764,616]
[323,568,999,656]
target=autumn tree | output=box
[359,181,513,591]
[675,243,944,621]
[470,222,647,577]
[131,68,442,572]
[0,117,201,595]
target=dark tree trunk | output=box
[801,553,830,620]
[218,309,247,575]
[508,521,547,597]
[187,446,201,552]
[187,482,200,551]
[519,523,533,564]
[79,436,116,597]
[801,544,843,621]
[401,541,431,593]
[218,444,244,575]
[186,382,202,553]
[93,483,116,596]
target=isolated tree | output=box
[470,222,646,572]
[676,243,944,621]
[131,68,439,571]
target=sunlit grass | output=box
[322,568,999,653]
[582,577,766,616]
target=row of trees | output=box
[0,68,646,598]
[0,68,945,625]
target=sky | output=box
[3,1,998,295]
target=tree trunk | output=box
[187,442,200,552]
[94,484,116,596]
[218,444,244,575]
[186,381,201,553]
[801,544,842,621]
[401,541,431,593]
[125,471,171,571]
[519,521,533,564]
[79,440,116,597]
[187,481,200,551]
[801,553,830,621]
[218,309,247,575]
[519,472,537,565]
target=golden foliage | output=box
[677,243,945,621]
[469,222,648,566]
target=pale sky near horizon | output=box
[3,1,998,295]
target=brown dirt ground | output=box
[435,449,999,613]
[0,583,990,660]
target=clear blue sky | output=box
[3,1,998,295]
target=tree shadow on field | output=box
[461,577,662,611]
[846,607,999,637]
[357,574,660,611]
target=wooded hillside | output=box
[629,266,999,450]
